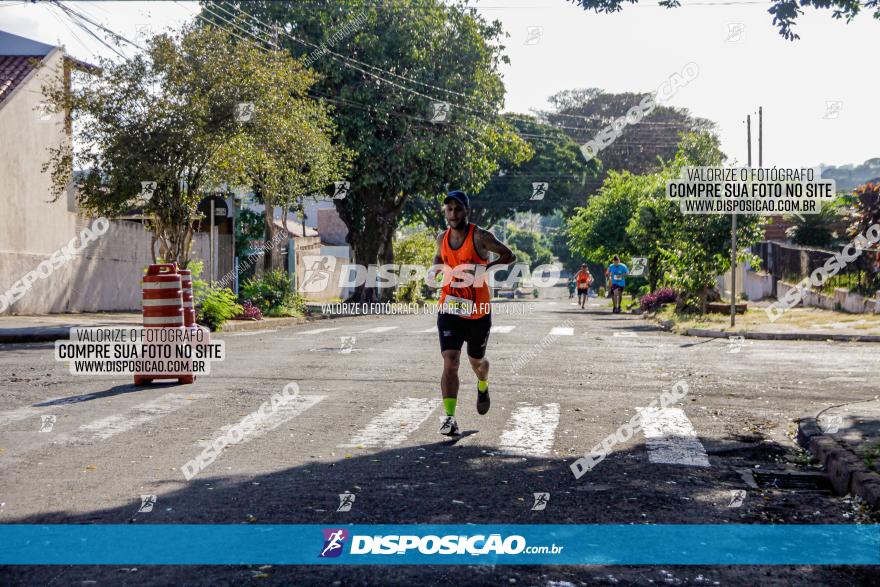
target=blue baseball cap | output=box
[444,190,469,209]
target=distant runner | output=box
[605,255,629,314]
[575,263,592,309]
[434,190,516,436]
[567,277,576,299]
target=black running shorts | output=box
[437,312,492,359]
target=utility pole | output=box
[732,115,752,327]
[758,106,763,167]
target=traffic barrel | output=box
[135,264,194,385]
[178,269,195,327]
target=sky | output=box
[1,0,878,169]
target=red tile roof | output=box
[0,55,43,105]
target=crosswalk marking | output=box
[229,330,278,337]
[637,407,711,467]
[196,395,325,450]
[340,398,437,448]
[417,327,437,333]
[0,406,45,428]
[359,326,398,334]
[298,327,341,335]
[80,393,210,441]
[499,403,560,456]
[491,325,516,333]
[549,327,574,336]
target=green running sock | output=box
[477,380,488,392]
[443,397,457,416]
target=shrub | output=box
[639,287,676,312]
[198,288,243,331]
[240,270,305,317]
[235,300,263,321]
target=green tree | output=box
[406,114,597,230]
[568,0,880,40]
[507,227,554,269]
[542,88,712,188]
[43,25,346,268]
[393,229,436,302]
[565,170,642,265]
[220,0,531,301]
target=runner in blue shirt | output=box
[605,255,629,314]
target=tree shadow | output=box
[4,433,874,585]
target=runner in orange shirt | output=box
[433,190,516,436]
[575,263,592,309]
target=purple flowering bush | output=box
[639,287,676,313]
[234,300,263,321]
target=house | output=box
[0,30,217,314]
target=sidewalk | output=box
[654,302,880,342]
[0,312,313,342]
[797,397,880,508]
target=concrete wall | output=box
[743,270,775,302]
[776,280,879,314]
[0,50,229,314]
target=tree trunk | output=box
[263,200,276,272]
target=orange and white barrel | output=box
[178,269,195,327]
[142,264,183,328]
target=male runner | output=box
[574,263,592,309]
[605,255,629,314]
[434,190,516,436]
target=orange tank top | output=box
[439,223,491,319]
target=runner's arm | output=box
[477,229,516,269]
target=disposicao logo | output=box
[319,528,348,558]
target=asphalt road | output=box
[1,287,878,585]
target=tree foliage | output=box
[222,0,531,300]
[568,0,880,40]
[43,24,346,268]
[566,132,765,311]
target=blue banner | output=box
[0,525,877,565]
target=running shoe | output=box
[477,386,490,415]
[439,415,460,436]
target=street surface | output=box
[1,286,877,585]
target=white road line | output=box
[637,407,711,467]
[196,395,325,450]
[0,393,102,428]
[80,393,210,441]
[491,325,516,334]
[359,326,398,334]
[417,327,437,333]
[340,398,437,448]
[229,330,278,337]
[549,327,574,336]
[298,327,342,335]
[499,403,560,456]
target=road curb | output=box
[683,328,880,343]
[797,417,880,509]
